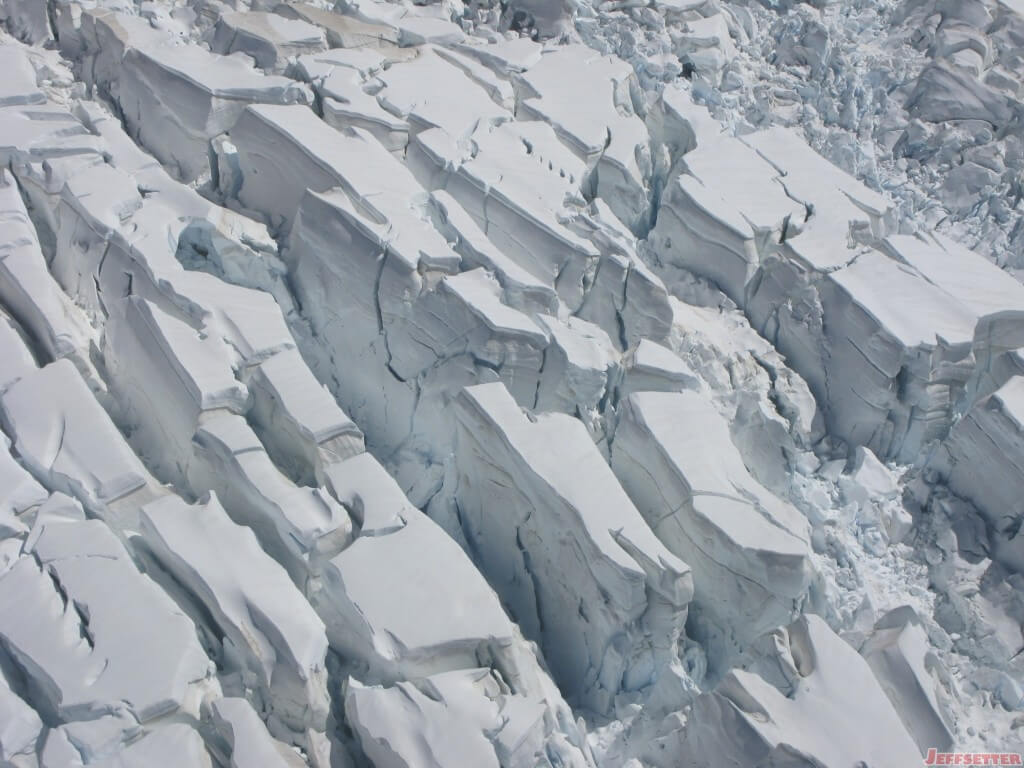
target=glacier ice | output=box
[0,0,1021,764]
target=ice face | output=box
[0,0,1022,764]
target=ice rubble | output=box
[0,0,1022,766]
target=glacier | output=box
[0,0,1021,765]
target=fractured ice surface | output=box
[0,518,214,724]
[669,615,921,768]
[1,360,163,529]
[1,0,1023,762]
[140,493,330,738]
[612,390,812,671]
[454,382,693,713]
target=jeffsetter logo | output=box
[925,750,1023,765]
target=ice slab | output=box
[275,3,401,49]
[0,45,45,107]
[140,493,330,736]
[674,615,921,768]
[346,669,556,768]
[373,47,510,139]
[211,12,326,73]
[454,382,693,713]
[430,189,558,315]
[211,697,306,768]
[611,391,812,670]
[0,170,95,368]
[0,664,42,765]
[0,519,213,724]
[189,413,354,586]
[322,452,410,538]
[938,376,1024,572]
[0,360,161,528]
[88,12,313,180]
[246,347,364,486]
[310,508,517,680]
[411,121,598,311]
[103,296,249,487]
[519,45,652,234]
[620,339,701,397]
[860,606,955,753]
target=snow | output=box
[140,493,331,738]
[612,390,812,672]
[0,518,214,724]
[0,0,1022,762]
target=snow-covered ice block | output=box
[275,3,401,49]
[620,339,700,397]
[820,249,978,461]
[169,273,297,366]
[433,46,516,112]
[411,121,598,311]
[0,45,45,107]
[0,103,105,169]
[103,296,249,486]
[23,491,85,552]
[454,382,693,713]
[91,13,313,180]
[884,232,1024,387]
[0,360,161,529]
[673,615,921,768]
[140,493,330,737]
[393,268,548,399]
[322,452,410,538]
[648,126,803,302]
[742,127,893,270]
[346,669,563,768]
[0,519,213,724]
[189,413,354,586]
[860,606,955,753]
[229,104,456,269]
[430,189,559,315]
[0,310,35,389]
[0,1,53,45]
[316,65,409,154]
[373,47,511,139]
[0,666,42,765]
[211,12,326,73]
[611,391,812,670]
[533,314,617,417]
[394,15,465,46]
[246,347,364,486]
[518,45,651,235]
[211,697,306,768]
[937,376,1024,572]
[907,62,1014,125]
[455,37,543,75]
[289,186,553,463]
[0,170,95,367]
[42,722,213,768]
[673,13,737,83]
[310,509,517,681]
[0,432,46,538]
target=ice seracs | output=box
[611,390,812,672]
[1,0,1023,762]
[0,518,215,725]
[860,606,956,754]
[1,360,164,530]
[454,382,694,714]
[139,493,331,742]
[669,615,921,768]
